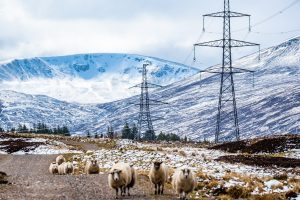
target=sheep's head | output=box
[91,159,98,166]
[52,163,58,173]
[110,169,122,181]
[153,161,163,170]
[66,162,73,172]
[181,168,191,180]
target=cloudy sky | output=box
[0,0,299,68]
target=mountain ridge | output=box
[0,37,300,140]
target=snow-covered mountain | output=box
[0,54,198,103]
[0,37,300,140]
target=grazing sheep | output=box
[56,155,66,165]
[149,161,168,195]
[108,163,132,198]
[172,167,196,200]
[58,162,73,175]
[49,162,59,175]
[126,165,137,196]
[85,159,100,174]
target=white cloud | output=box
[0,0,299,67]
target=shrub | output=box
[227,185,251,199]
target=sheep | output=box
[126,165,137,196]
[58,162,73,175]
[85,159,100,174]
[49,162,59,175]
[149,161,168,195]
[108,162,132,198]
[56,155,66,165]
[172,167,196,200]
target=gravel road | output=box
[0,155,176,200]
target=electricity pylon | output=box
[130,63,168,140]
[194,0,260,143]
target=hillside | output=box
[0,37,300,140]
[0,53,198,103]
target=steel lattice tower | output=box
[129,63,167,140]
[137,63,154,139]
[194,0,260,143]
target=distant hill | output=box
[0,53,198,103]
[0,37,300,140]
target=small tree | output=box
[157,131,166,141]
[86,131,91,138]
[131,123,138,140]
[94,132,98,138]
[107,126,114,139]
[121,122,131,139]
[143,130,156,141]
[63,126,70,136]
[183,135,188,143]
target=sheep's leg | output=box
[157,183,161,195]
[115,188,119,199]
[182,191,186,200]
[127,187,131,196]
[121,187,125,196]
[161,183,164,195]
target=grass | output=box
[227,185,251,199]
[95,139,117,149]
[273,173,288,180]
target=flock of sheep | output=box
[49,155,196,200]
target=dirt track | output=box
[0,155,175,200]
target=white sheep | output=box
[108,162,132,198]
[149,161,168,195]
[58,162,73,175]
[49,162,58,175]
[56,155,66,165]
[85,159,100,174]
[172,167,196,200]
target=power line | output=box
[233,0,300,32]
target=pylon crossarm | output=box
[230,39,259,47]
[229,12,250,18]
[129,83,162,89]
[204,11,250,18]
[203,12,225,18]
[200,67,254,74]
[151,116,165,121]
[147,83,163,88]
[194,39,223,48]
[150,100,169,105]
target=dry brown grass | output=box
[216,195,232,200]
[250,193,286,200]
[178,150,187,157]
[207,179,220,189]
[226,185,251,199]
[273,172,288,181]
[96,139,117,149]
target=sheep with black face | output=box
[172,166,196,200]
[85,159,100,174]
[149,161,168,195]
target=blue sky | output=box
[0,0,299,68]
